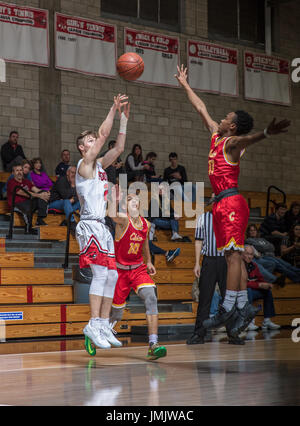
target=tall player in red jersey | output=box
[175,65,290,336]
[108,189,167,360]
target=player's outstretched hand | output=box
[147,262,156,276]
[174,64,188,87]
[120,102,130,119]
[266,118,291,135]
[114,93,128,114]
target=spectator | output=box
[30,157,53,192]
[259,203,288,255]
[55,149,71,178]
[187,209,244,345]
[7,164,50,233]
[149,240,180,263]
[242,245,280,330]
[2,159,32,199]
[163,152,196,201]
[281,223,300,268]
[142,152,162,183]
[284,201,300,232]
[103,140,124,184]
[245,223,300,283]
[1,131,26,172]
[125,144,149,182]
[48,165,80,232]
[163,152,187,186]
[148,183,183,242]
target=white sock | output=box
[149,334,158,345]
[237,290,248,309]
[222,290,237,312]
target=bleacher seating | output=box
[0,169,299,341]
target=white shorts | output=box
[76,220,116,270]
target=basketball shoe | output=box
[83,320,111,349]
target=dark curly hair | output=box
[233,110,254,135]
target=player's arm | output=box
[143,235,156,276]
[175,65,218,134]
[107,184,129,226]
[100,102,130,170]
[226,118,291,163]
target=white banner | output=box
[0,2,49,66]
[187,40,238,97]
[125,28,179,87]
[55,13,116,78]
[244,51,291,105]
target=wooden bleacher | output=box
[0,171,299,340]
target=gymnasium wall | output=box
[0,0,299,194]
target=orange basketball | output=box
[117,52,144,81]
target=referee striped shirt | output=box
[195,212,224,257]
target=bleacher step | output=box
[131,323,194,335]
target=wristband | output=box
[263,128,270,138]
[119,112,128,135]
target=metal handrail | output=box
[266,185,286,217]
[7,185,33,239]
[62,210,80,269]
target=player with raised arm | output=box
[108,187,167,360]
[75,94,130,355]
[175,65,290,336]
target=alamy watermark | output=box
[291,318,300,343]
[291,58,300,83]
[107,176,205,229]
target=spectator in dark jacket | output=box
[243,245,280,330]
[55,149,71,178]
[284,201,300,232]
[259,203,288,255]
[281,223,300,268]
[48,165,80,230]
[1,131,26,171]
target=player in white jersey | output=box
[75,94,130,355]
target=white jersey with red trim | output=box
[76,159,108,221]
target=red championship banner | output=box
[55,13,116,77]
[125,28,179,87]
[187,40,238,97]
[244,51,291,106]
[0,2,49,66]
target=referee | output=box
[187,207,244,345]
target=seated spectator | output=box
[103,140,124,184]
[281,223,300,268]
[243,245,280,330]
[149,240,180,263]
[148,183,183,241]
[163,152,195,201]
[284,201,300,232]
[259,203,288,255]
[7,164,50,234]
[48,165,80,232]
[125,144,149,182]
[1,131,26,172]
[246,223,300,283]
[163,152,187,186]
[142,152,162,183]
[30,157,53,192]
[55,149,71,178]
[2,159,32,198]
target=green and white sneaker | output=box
[147,343,167,360]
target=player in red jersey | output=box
[108,188,167,360]
[175,65,290,336]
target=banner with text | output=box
[244,51,291,105]
[55,13,116,77]
[0,2,49,66]
[187,40,238,97]
[125,28,179,87]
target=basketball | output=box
[117,52,144,81]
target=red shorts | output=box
[212,194,249,252]
[112,264,155,309]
